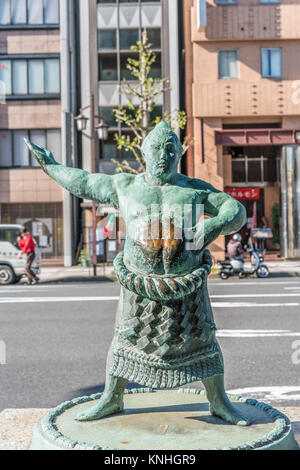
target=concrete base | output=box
[29,389,299,451]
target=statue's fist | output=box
[24,138,56,167]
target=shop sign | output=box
[225,187,260,201]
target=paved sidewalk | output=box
[20,265,117,284]
[24,260,300,284]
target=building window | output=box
[98,30,117,50]
[231,146,279,184]
[99,106,163,160]
[216,0,237,4]
[259,0,280,3]
[218,50,238,79]
[0,129,61,168]
[261,48,282,78]
[120,29,139,50]
[0,0,60,26]
[0,57,60,96]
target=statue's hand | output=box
[24,139,57,168]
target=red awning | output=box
[215,129,300,146]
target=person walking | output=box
[18,228,39,285]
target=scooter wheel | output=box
[220,272,229,280]
[256,265,270,278]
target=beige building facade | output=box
[184,0,300,259]
[0,2,64,262]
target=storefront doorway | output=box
[225,145,281,253]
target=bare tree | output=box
[112,30,193,174]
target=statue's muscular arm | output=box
[25,139,133,208]
[183,175,247,249]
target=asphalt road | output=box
[0,277,299,412]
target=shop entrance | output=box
[225,145,281,253]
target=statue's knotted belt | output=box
[110,251,224,389]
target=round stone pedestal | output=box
[30,389,299,451]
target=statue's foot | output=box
[209,397,252,427]
[75,397,124,422]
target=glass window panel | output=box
[29,61,44,94]
[245,147,262,158]
[264,159,277,182]
[260,0,280,3]
[146,29,161,48]
[0,60,12,95]
[28,0,43,24]
[99,55,118,81]
[120,134,135,160]
[98,30,116,50]
[232,160,246,183]
[219,50,238,79]
[44,0,59,24]
[120,29,139,49]
[248,160,262,182]
[102,133,118,160]
[45,59,60,93]
[13,61,28,94]
[231,147,244,159]
[30,130,46,167]
[216,0,237,3]
[0,130,12,167]
[46,129,61,163]
[11,0,27,24]
[13,131,29,166]
[120,53,138,80]
[99,107,117,128]
[150,105,163,123]
[149,53,161,78]
[262,146,278,159]
[0,0,11,24]
[262,48,281,78]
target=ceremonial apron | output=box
[110,250,224,389]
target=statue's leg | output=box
[76,344,128,422]
[202,374,251,426]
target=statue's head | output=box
[142,122,183,185]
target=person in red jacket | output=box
[18,228,39,285]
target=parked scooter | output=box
[218,249,270,280]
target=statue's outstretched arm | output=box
[25,139,118,206]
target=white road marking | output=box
[209,281,300,286]
[211,293,300,298]
[217,330,300,338]
[212,302,299,308]
[0,297,299,308]
[227,386,300,403]
[0,297,120,303]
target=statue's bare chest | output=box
[123,182,206,221]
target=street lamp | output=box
[74,95,109,277]
[96,119,109,141]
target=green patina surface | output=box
[25,123,256,427]
[30,390,299,451]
